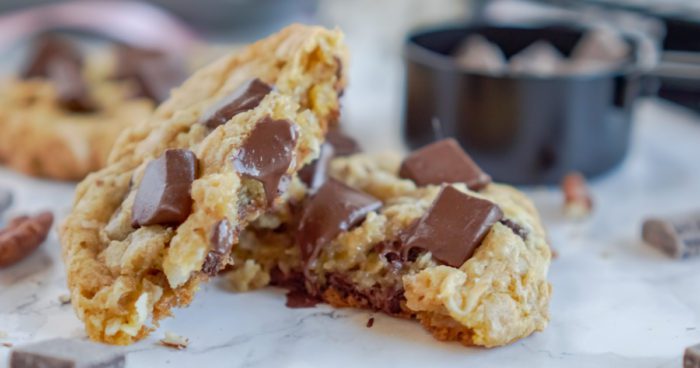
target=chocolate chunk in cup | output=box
[299,143,335,192]
[297,179,382,264]
[10,338,125,368]
[402,186,503,267]
[642,213,700,259]
[232,116,298,206]
[131,149,198,227]
[200,78,273,130]
[399,138,491,190]
[201,219,235,276]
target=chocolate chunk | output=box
[686,343,700,368]
[200,79,273,129]
[399,138,491,190]
[114,45,186,103]
[10,338,125,368]
[501,219,528,240]
[643,213,700,259]
[285,289,319,308]
[402,186,503,267]
[23,35,96,112]
[232,116,298,205]
[202,219,235,276]
[326,128,360,156]
[298,143,335,192]
[297,179,381,263]
[131,149,198,227]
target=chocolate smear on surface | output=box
[399,138,491,190]
[298,143,335,192]
[131,149,198,227]
[401,186,503,268]
[202,219,235,276]
[23,35,95,112]
[232,116,298,206]
[297,179,381,264]
[114,45,187,103]
[200,78,273,129]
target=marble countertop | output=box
[0,98,699,367]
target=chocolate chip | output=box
[297,179,381,263]
[131,149,198,227]
[643,213,700,259]
[200,79,273,129]
[232,116,298,206]
[298,143,335,192]
[201,219,235,276]
[401,186,503,267]
[10,338,125,368]
[22,35,96,112]
[501,219,528,240]
[326,127,360,156]
[399,138,491,190]
[114,45,186,103]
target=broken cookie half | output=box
[230,138,552,347]
[60,24,347,345]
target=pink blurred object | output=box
[0,0,200,53]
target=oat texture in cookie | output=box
[229,138,552,348]
[0,35,185,180]
[60,24,347,345]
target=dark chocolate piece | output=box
[501,219,528,240]
[643,213,700,259]
[113,45,186,103]
[232,116,298,205]
[399,138,491,190]
[200,79,273,129]
[10,338,125,368]
[402,186,503,267]
[23,35,95,112]
[686,343,700,368]
[298,143,335,192]
[326,128,360,156]
[131,149,198,227]
[202,219,235,276]
[297,179,381,263]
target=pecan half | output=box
[0,212,54,267]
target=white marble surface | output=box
[0,98,699,367]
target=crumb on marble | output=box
[159,332,189,350]
[58,294,71,305]
[2,342,13,348]
[366,317,375,328]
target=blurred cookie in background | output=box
[0,34,188,180]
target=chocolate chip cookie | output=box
[0,35,186,180]
[60,24,347,344]
[229,138,552,347]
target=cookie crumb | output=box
[2,342,13,348]
[58,294,71,305]
[159,332,189,350]
[561,172,593,219]
[366,317,375,328]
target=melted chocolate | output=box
[131,149,198,227]
[232,116,298,206]
[202,219,235,276]
[200,79,273,129]
[401,186,503,267]
[298,143,335,192]
[399,138,491,190]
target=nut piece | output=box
[0,212,54,267]
[159,332,189,350]
[561,172,593,219]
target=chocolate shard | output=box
[501,219,528,240]
[298,143,335,192]
[326,127,360,156]
[642,213,700,259]
[297,179,382,263]
[233,116,298,206]
[10,338,125,368]
[686,343,700,368]
[23,35,96,112]
[200,79,273,129]
[399,138,491,190]
[113,45,187,103]
[131,149,198,227]
[202,219,235,276]
[401,186,503,267]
